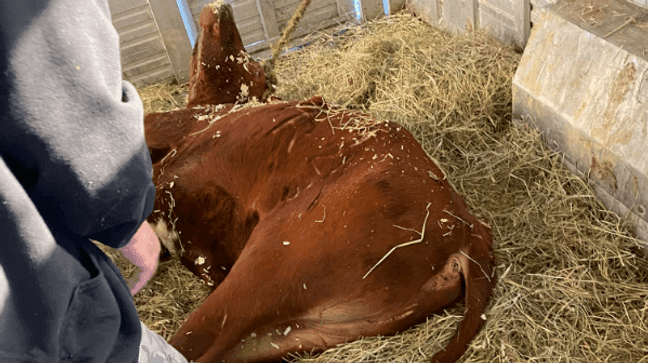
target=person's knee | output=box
[138,322,188,363]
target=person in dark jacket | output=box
[0,1,188,362]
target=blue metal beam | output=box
[354,0,388,21]
[353,0,363,21]
[175,0,198,47]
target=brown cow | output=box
[144,2,496,363]
[186,1,268,107]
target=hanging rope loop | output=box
[261,0,312,100]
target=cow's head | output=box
[187,1,268,108]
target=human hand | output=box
[119,221,161,295]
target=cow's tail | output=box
[430,221,496,363]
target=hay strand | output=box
[364,202,432,280]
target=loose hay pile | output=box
[138,82,188,114]
[99,12,648,362]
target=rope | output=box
[261,0,312,100]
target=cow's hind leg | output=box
[169,249,471,363]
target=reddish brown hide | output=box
[144,2,496,362]
[186,1,267,108]
[145,97,496,363]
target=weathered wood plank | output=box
[108,0,148,15]
[246,15,353,55]
[274,0,338,22]
[361,0,384,20]
[408,0,440,24]
[109,0,178,85]
[150,0,194,83]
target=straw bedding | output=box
[98,12,648,362]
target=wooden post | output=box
[256,0,281,39]
[407,0,440,25]
[361,0,384,21]
[388,0,406,13]
[515,0,531,47]
[149,0,194,83]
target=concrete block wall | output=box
[513,5,648,245]
[479,0,529,46]
[628,0,648,9]
[407,0,531,48]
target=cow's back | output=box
[145,97,495,363]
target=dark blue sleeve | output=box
[0,0,155,249]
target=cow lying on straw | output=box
[144,2,496,362]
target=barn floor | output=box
[99,12,648,363]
